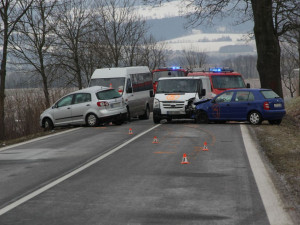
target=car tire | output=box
[153,116,161,124]
[196,110,209,124]
[139,105,150,120]
[248,111,262,125]
[86,113,99,127]
[268,119,282,125]
[43,118,54,131]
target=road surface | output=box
[0,117,293,224]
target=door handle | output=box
[86,104,90,106]
[67,107,71,109]
[226,104,230,106]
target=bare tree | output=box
[0,0,33,141]
[10,0,58,108]
[138,35,168,71]
[222,55,259,79]
[93,0,147,67]
[178,46,208,69]
[144,0,300,98]
[281,44,298,98]
[51,0,94,89]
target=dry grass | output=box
[251,96,300,218]
[2,88,76,142]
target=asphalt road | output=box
[0,117,292,224]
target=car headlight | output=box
[153,98,160,108]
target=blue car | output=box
[195,89,286,125]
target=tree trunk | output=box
[298,30,300,97]
[0,35,8,141]
[251,0,283,97]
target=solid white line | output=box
[240,124,294,225]
[0,128,83,152]
[0,124,161,216]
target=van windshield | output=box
[89,78,125,93]
[211,75,245,89]
[156,79,197,93]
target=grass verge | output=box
[250,96,300,220]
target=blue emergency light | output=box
[209,67,234,72]
[209,68,222,72]
[172,66,181,70]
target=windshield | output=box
[89,78,125,93]
[211,75,245,89]
[156,79,197,93]
[96,89,121,100]
[153,71,185,82]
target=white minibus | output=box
[89,66,153,120]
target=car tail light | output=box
[97,101,109,107]
[263,101,270,110]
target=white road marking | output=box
[241,125,294,225]
[0,128,83,152]
[0,124,161,216]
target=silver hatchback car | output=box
[40,86,127,129]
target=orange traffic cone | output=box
[181,153,190,164]
[109,83,113,89]
[152,136,159,143]
[128,128,133,135]
[202,141,209,151]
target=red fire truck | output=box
[188,67,250,97]
[152,67,187,93]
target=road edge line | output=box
[0,128,83,152]
[0,124,161,216]
[240,124,294,225]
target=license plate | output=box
[167,111,178,115]
[111,103,120,108]
[274,103,282,108]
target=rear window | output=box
[96,89,121,100]
[260,90,280,99]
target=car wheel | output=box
[139,105,150,120]
[248,111,262,125]
[196,110,209,124]
[44,118,54,131]
[153,116,161,124]
[86,113,99,127]
[268,119,282,125]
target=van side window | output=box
[126,79,132,93]
[130,73,152,92]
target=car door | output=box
[52,94,74,125]
[71,93,92,124]
[211,91,234,120]
[230,91,255,120]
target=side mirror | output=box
[150,90,154,97]
[127,87,133,93]
[246,83,250,88]
[52,104,57,109]
[198,88,206,98]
